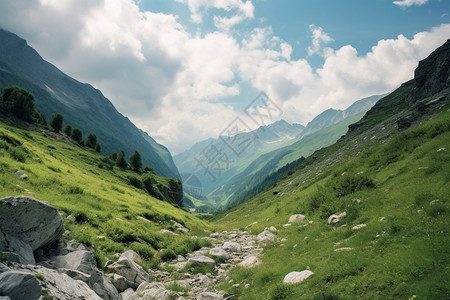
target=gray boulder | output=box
[222,241,242,253]
[3,234,35,265]
[197,292,224,300]
[109,274,129,293]
[108,253,150,288]
[0,196,64,251]
[209,247,230,260]
[288,214,306,223]
[32,266,102,300]
[283,270,314,284]
[136,282,183,300]
[53,249,119,299]
[257,230,276,244]
[328,212,347,224]
[238,256,262,268]
[14,171,28,180]
[188,255,216,266]
[0,271,41,300]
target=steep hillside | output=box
[0,116,209,271]
[0,29,179,178]
[212,40,450,299]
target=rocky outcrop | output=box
[0,196,64,251]
[0,270,41,300]
[0,196,118,300]
[414,39,450,100]
[52,242,119,300]
[107,253,150,290]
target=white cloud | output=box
[393,0,429,7]
[0,1,449,154]
[307,24,333,57]
[176,0,254,28]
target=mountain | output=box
[175,95,381,210]
[0,29,179,178]
[212,40,450,299]
[297,94,384,139]
[174,119,305,197]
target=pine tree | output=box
[130,150,142,172]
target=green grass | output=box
[0,119,211,270]
[213,109,450,299]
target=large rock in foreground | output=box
[0,196,64,251]
[0,271,41,300]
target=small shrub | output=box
[166,281,188,293]
[128,176,143,189]
[269,284,294,300]
[9,147,27,162]
[35,273,45,281]
[130,242,155,260]
[161,248,177,261]
[74,211,89,223]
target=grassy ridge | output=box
[0,119,211,269]
[213,109,450,299]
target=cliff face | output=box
[414,39,450,100]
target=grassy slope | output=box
[0,119,211,268]
[212,109,449,299]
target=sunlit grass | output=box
[0,120,212,270]
[213,110,450,299]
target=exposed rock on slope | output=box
[0,196,119,300]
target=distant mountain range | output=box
[175,94,384,209]
[0,29,179,178]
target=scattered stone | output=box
[159,229,179,236]
[437,147,447,152]
[108,252,150,289]
[66,215,76,222]
[334,247,354,252]
[96,235,106,241]
[0,196,64,251]
[257,230,276,245]
[171,220,189,233]
[197,291,224,300]
[352,199,362,204]
[430,199,441,205]
[136,282,182,300]
[283,270,314,284]
[137,216,151,223]
[379,217,386,222]
[245,221,258,228]
[0,271,41,300]
[328,212,347,224]
[222,242,242,253]
[189,255,216,267]
[269,226,277,232]
[352,224,367,230]
[283,224,291,228]
[209,248,230,260]
[109,274,129,293]
[14,171,28,180]
[288,214,306,223]
[238,256,262,268]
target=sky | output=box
[0,0,449,154]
